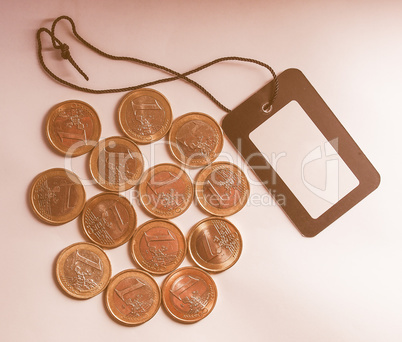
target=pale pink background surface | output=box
[0,1,400,341]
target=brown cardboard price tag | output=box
[222,68,380,237]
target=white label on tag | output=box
[249,100,359,219]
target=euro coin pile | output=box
[30,88,250,325]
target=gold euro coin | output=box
[130,219,186,275]
[30,168,86,225]
[89,136,144,192]
[161,266,217,323]
[138,163,193,219]
[105,269,161,325]
[55,242,111,299]
[195,162,250,216]
[81,193,137,248]
[187,217,242,273]
[118,88,172,144]
[168,112,223,168]
[46,100,101,156]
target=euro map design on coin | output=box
[139,163,193,219]
[188,217,242,273]
[118,88,172,144]
[162,267,217,323]
[56,242,111,299]
[131,219,186,275]
[81,193,137,248]
[168,113,223,168]
[89,136,144,192]
[105,269,161,325]
[195,162,250,216]
[46,100,101,156]
[30,168,86,225]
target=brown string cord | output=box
[36,15,279,113]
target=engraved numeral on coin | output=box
[206,180,226,206]
[198,230,222,261]
[147,172,179,195]
[115,279,146,302]
[58,131,87,144]
[49,182,75,213]
[104,147,135,163]
[57,112,88,144]
[104,148,135,181]
[63,184,75,211]
[170,276,200,301]
[144,229,175,246]
[131,99,164,136]
[131,99,162,114]
[72,250,102,271]
[101,203,127,232]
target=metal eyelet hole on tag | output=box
[262,103,273,114]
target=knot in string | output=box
[59,44,70,60]
[36,15,278,113]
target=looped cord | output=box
[36,15,279,113]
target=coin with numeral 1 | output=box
[105,269,161,325]
[168,112,223,168]
[161,267,218,323]
[195,161,250,216]
[81,193,137,248]
[138,163,193,219]
[118,88,172,144]
[55,242,112,299]
[130,219,186,275]
[89,136,144,192]
[187,217,242,273]
[46,100,101,157]
[30,168,86,225]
